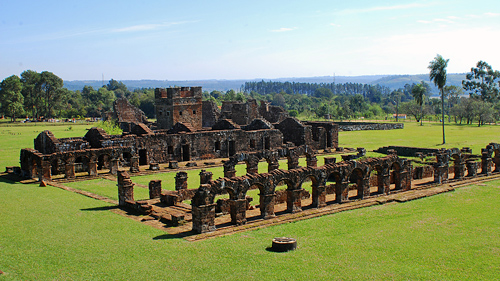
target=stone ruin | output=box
[19,87,339,180]
[113,142,500,234]
[105,97,151,133]
[116,145,413,233]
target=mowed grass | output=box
[1,121,500,279]
[1,177,499,280]
[340,120,500,153]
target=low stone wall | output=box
[337,122,403,131]
[375,146,439,157]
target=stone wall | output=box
[337,122,404,131]
[375,146,440,157]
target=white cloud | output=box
[485,12,500,17]
[270,27,297,32]
[330,23,341,27]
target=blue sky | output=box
[1,0,499,81]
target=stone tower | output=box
[155,87,203,130]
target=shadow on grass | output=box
[153,230,196,240]
[81,206,118,211]
[0,173,23,184]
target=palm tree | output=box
[411,82,426,126]
[428,54,449,144]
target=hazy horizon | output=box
[1,0,499,81]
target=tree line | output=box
[0,60,498,127]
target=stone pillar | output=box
[324,157,336,165]
[400,166,412,191]
[110,158,119,175]
[377,168,390,194]
[149,180,162,199]
[192,204,216,233]
[88,160,97,176]
[41,160,51,181]
[117,171,134,206]
[175,172,188,190]
[286,188,304,213]
[335,181,349,203]
[223,163,236,178]
[466,160,478,177]
[130,156,139,173]
[311,184,326,208]
[199,170,213,184]
[433,164,448,184]
[259,193,276,219]
[246,160,259,175]
[268,160,280,172]
[453,161,466,179]
[229,199,247,225]
[358,177,370,198]
[65,162,75,179]
[287,156,299,170]
[481,148,493,175]
[306,155,318,168]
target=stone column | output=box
[324,157,336,165]
[129,156,139,173]
[259,193,276,219]
[88,160,97,176]
[199,170,213,184]
[223,163,236,178]
[377,168,390,194]
[335,181,349,203]
[41,160,51,181]
[175,172,188,190]
[267,158,280,172]
[192,204,216,234]
[311,184,326,208]
[433,164,448,184]
[149,180,162,199]
[453,161,466,179]
[481,148,493,175]
[466,160,478,177]
[358,177,370,198]
[400,166,412,191]
[286,188,304,213]
[287,156,299,170]
[110,158,119,175]
[246,159,259,175]
[306,155,318,168]
[117,171,134,206]
[65,162,75,179]
[229,199,247,225]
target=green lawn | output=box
[339,120,500,154]
[1,121,500,280]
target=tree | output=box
[39,71,64,118]
[462,61,500,103]
[390,90,402,121]
[0,75,25,121]
[428,54,449,144]
[444,85,463,122]
[411,82,427,125]
[471,98,495,126]
[20,70,42,119]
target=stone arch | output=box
[390,161,402,191]
[348,167,366,199]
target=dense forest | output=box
[0,60,499,126]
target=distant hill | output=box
[63,74,466,94]
[371,73,467,94]
[63,75,388,92]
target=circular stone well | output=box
[271,237,297,252]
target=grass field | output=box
[0,121,499,280]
